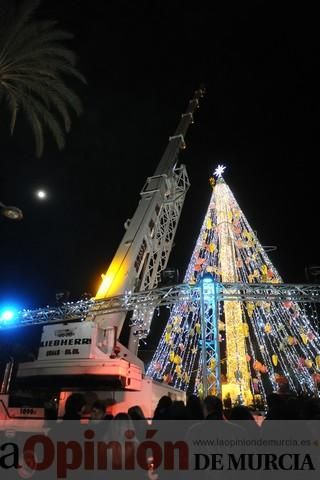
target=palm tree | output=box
[0,0,86,156]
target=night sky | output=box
[1,0,320,313]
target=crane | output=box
[95,87,205,353]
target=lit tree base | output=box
[222,383,253,406]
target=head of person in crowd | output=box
[63,393,86,420]
[265,393,287,420]
[229,405,255,421]
[186,394,204,420]
[108,412,136,442]
[90,400,108,421]
[284,395,303,420]
[128,405,146,420]
[303,397,320,420]
[169,400,190,420]
[153,395,172,420]
[203,395,224,420]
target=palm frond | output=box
[0,0,41,62]
[3,83,19,133]
[6,75,73,131]
[0,0,85,156]
[6,46,78,69]
[7,25,73,60]
[17,93,65,156]
[29,96,66,151]
[20,98,44,157]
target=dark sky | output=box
[1,0,320,311]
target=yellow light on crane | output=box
[95,257,127,299]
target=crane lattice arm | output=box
[94,87,205,352]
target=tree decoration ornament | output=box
[283,301,293,309]
[246,302,255,318]
[304,359,313,369]
[287,336,296,346]
[307,332,316,342]
[173,354,182,365]
[267,269,274,279]
[275,374,288,385]
[209,359,216,370]
[165,332,171,344]
[242,323,249,337]
[253,360,262,371]
[208,243,216,253]
[206,218,213,230]
[218,320,226,331]
[163,374,173,384]
[264,322,272,334]
[236,258,243,268]
[252,378,260,392]
[312,373,320,384]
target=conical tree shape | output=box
[147,173,320,404]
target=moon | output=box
[36,190,47,199]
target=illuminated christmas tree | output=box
[147,166,320,404]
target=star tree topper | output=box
[214,164,226,178]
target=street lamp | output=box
[0,201,23,221]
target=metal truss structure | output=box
[199,279,221,397]
[139,165,190,291]
[126,164,190,349]
[2,282,320,330]
[221,282,320,302]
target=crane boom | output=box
[95,87,205,351]
[152,88,204,176]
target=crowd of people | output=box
[39,392,320,479]
[60,390,320,424]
